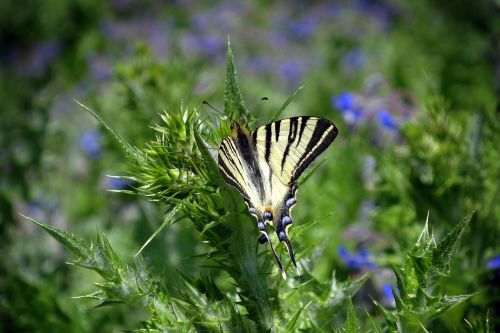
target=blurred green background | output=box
[0,0,499,332]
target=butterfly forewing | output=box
[218,137,260,210]
[252,117,338,185]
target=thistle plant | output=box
[25,43,475,332]
[374,214,473,332]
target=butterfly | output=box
[218,116,338,278]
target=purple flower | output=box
[79,131,102,157]
[87,55,113,81]
[26,202,45,221]
[325,3,343,17]
[288,16,317,40]
[246,56,271,74]
[342,49,365,71]
[278,59,304,86]
[342,108,363,126]
[487,256,500,270]
[23,41,60,77]
[355,0,392,29]
[332,92,355,111]
[180,34,222,58]
[378,109,398,131]
[362,156,376,185]
[109,0,137,11]
[199,35,222,56]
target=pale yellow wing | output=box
[251,116,338,185]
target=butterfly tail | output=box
[283,238,301,275]
[269,239,287,279]
[258,230,286,279]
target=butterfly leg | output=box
[257,221,286,279]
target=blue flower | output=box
[341,108,363,126]
[338,245,349,257]
[79,131,102,157]
[381,283,396,304]
[332,92,355,111]
[378,109,398,131]
[338,245,377,270]
[487,256,500,270]
[107,177,131,190]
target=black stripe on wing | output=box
[218,139,251,202]
[296,116,309,147]
[280,117,299,171]
[219,140,247,186]
[264,123,272,163]
[291,118,338,183]
[274,120,281,142]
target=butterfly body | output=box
[218,116,338,277]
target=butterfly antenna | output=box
[202,100,237,123]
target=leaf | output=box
[432,294,475,316]
[392,265,409,303]
[270,85,303,122]
[285,301,311,332]
[75,99,142,161]
[193,129,224,186]
[223,38,248,120]
[392,286,405,313]
[372,299,398,333]
[432,214,470,276]
[135,205,180,257]
[366,311,384,333]
[21,214,90,259]
[409,255,431,289]
[411,213,435,257]
[344,297,359,333]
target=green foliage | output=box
[3,2,498,331]
[344,298,359,333]
[374,214,473,332]
[23,44,479,332]
[24,44,373,332]
[224,39,250,122]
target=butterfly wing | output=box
[218,136,257,210]
[218,134,287,277]
[251,116,338,269]
[251,116,338,185]
[217,117,338,277]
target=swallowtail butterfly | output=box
[218,116,338,278]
